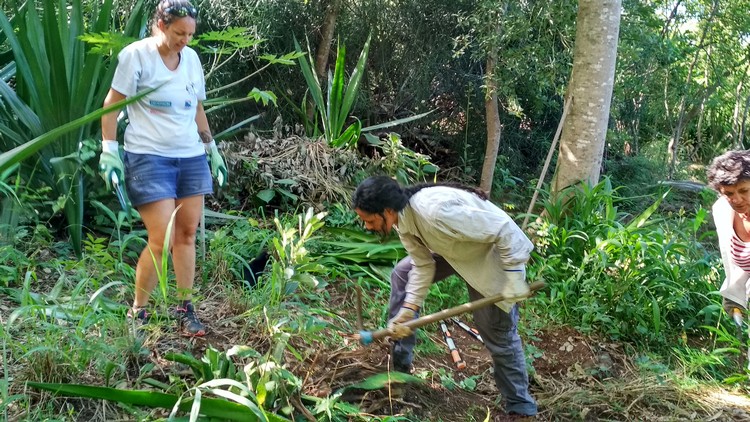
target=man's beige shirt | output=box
[396,186,533,311]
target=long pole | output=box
[522,97,571,230]
[357,281,545,345]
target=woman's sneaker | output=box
[126,307,151,338]
[172,303,206,337]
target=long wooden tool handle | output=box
[359,281,546,344]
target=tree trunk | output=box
[739,93,750,148]
[480,52,501,194]
[306,0,342,123]
[550,0,621,194]
[695,46,712,151]
[479,2,508,196]
[666,0,718,178]
[660,0,683,38]
[732,63,750,147]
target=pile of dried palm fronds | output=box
[222,133,374,210]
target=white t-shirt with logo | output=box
[112,37,206,158]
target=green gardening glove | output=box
[99,140,124,191]
[205,140,227,188]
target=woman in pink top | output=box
[707,150,750,317]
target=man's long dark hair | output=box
[351,176,488,214]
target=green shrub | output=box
[528,179,720,351]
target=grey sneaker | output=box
[126,307,151,338]
[173,303,206,337]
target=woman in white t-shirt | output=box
[707,150,750,321]
[99,0,226,337]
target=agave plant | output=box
[0,0,147,257]
[295,34,434,150]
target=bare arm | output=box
[195,101,212,143]
[101,88,126,141]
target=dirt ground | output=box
[5,275,750,421]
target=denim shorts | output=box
[124,152,213,207]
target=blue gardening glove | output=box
[205,140,227,188]
[388,304,419,340]
[99,140,124,191]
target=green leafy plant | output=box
[150,204,181,308]
[366,132,438,185]
[0,0,148,257]
[529,179,719,350]
[26,342,296,421]
[194,27,304,134]
[296,35,371,148]
[26,381,282,422]
[295,35,434,150]
[266,208,328,303]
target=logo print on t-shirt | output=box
[185,100,192,109]
[149,100,171,107]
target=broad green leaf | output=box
[259,51,305,65]
[257,189,276,203]
[338,34,371,131]
[361,109,435,132]
[213,114,261,140]
[338,372,423,394]
[626,189,669,230]
[26,382,265,421]
[247,88,278,107]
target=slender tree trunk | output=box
[480,51,501,194]
[630,93,644,155]
[695,46,712,151]
[740,94,750,148]
[550,0,621,194]
[667,0,718,178]
[306,0,342,123]
[732,81,744,147]
[479,2,508,195]
[660,0,683,38]
[732,63,750,147]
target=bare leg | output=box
[133,198,177,308]
[172,195,203,300]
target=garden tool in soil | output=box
[355,281,546,345]
[451,317,483,344]
[440,321,466,370]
